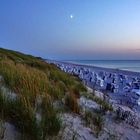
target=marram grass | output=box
[0,48,86,139]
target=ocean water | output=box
[67,60,140,72]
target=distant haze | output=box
[0,0,140,60]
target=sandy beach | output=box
[49,60,140,77]
[49,60,140,112]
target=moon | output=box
[70,14,74,19]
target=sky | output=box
[0,0,140,60]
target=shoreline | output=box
[48,59,140,112]
[48,59,140,137]
[49,60,140,77]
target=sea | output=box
[66,60,140,73]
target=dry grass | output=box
[64,92,80,114]
[0,48,87,139]
[0,60,49,105]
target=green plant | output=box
[41,96,61,139]
[0,48,88,139]
[83,110,103,137]
[0,92,39,140]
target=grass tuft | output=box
[81,91,113,112]
[64,92,80,114]
[83,110,103,137]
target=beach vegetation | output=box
[64,92,80,114]
[0,48,86,139]
[83,110,103,137]
[80,91,113,112]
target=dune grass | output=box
[0,91,39,140]
[83,110,104,137]
[0,48,87,139]
[41,96,61,139]
[81,91,113,112]
[0,91,61,140]
[64,92,80,114]
[80,90,113,136]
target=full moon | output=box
[70,14,74,19]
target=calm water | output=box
[67,60,140,72]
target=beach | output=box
[65,60,140,73]
[0,48,140,140]
[47,60,140,139]
[49,60,140,112]
[55,60,140,77]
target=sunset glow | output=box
[0,0,140,60]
